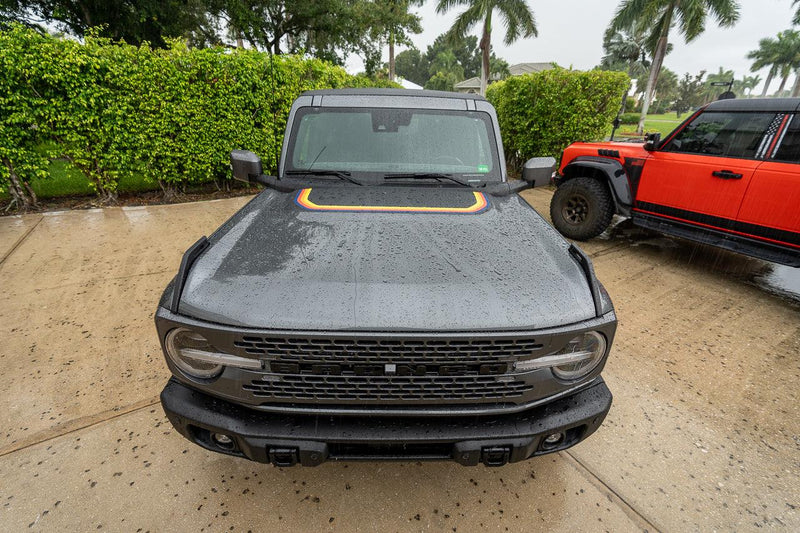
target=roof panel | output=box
[705,97,800,112]
[301,88,485,101]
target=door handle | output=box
[712,170,743,179]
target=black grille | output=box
[242,375,533,402]
[233,334,545,405]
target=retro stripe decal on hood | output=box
[294,188,489,214]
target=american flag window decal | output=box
[769,114,794,159]
[756,113,790,159]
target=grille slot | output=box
[243,375,533,402]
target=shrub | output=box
[487,68,629,169]
[0,25,398,207]
[619,113,640,125]
[0,27,53,209]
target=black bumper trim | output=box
[160,377,612,466]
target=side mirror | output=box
[230,150,263,183]
[522,156,557,188]
[643,132,661,152]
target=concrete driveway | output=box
[1,189,797,531]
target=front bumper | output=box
[160,377,612,467]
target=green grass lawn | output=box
[2,157,159,202]
[31,159,158,198]
[617,112,688,138]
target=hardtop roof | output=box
[705,97,800,113]
[300,88,487,101]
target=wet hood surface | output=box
[180,186,596,331]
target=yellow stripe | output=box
[296,188,488,214]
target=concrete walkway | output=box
[0,190,797,531]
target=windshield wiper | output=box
[285,169,364,186]
[382,172,478,188]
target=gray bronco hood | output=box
[178,186,597,331]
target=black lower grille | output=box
[242,375,532,402]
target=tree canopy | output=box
[436,0,537,94]
[395,31,510,91]
[609,0,739,133]
[0,0,423,72]
[747,30,800,97]
[0,0,205,47]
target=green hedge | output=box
[486,69,629,169]
[0,25,396,207]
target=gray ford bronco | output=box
[156,89,616,467]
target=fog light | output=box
[543,433,563,446]
[212,433,234,448]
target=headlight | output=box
[514,331,607,381]
[165,328,261,379]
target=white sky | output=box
[346,0,796,93]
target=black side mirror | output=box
[643,132,661,152]
[230,150,263,183]
[522,156,557,188]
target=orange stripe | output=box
[295,188,488,214]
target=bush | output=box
[0,25,398,207]
[649,99,672,115]
[486,68,629,170]
[619,113,640,125]
[0,27,53,209]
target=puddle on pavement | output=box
[752,263,800,302]
[601,218,800,304]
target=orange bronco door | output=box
[634,110,777,229]
[737,114,800,249]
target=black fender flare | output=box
[559,156,633,216]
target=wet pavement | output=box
[0,190,797,531]
[599,216,800,305]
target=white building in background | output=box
[454,62,556,94]
[399,78,423,90]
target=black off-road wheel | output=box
[550,178,615,240]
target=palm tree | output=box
[773,35,796,95]
[748,36,782,96]
[749,31,800,97]
[600,27,651,82]
[429,49,465,79]
[735,74,761,97]
[702,66,735,103]
[600,25,652,113]
[610,0,740,134]
[436,0,537,95]
[779,31,800,96]
[381,0,424,82]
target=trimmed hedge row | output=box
[0,25,395,206]
[486,69,629,169]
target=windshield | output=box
[285,107,501,182]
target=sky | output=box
[345,0,796,94]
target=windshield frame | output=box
[282,106,504,184]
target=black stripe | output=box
[634,201,800,247]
